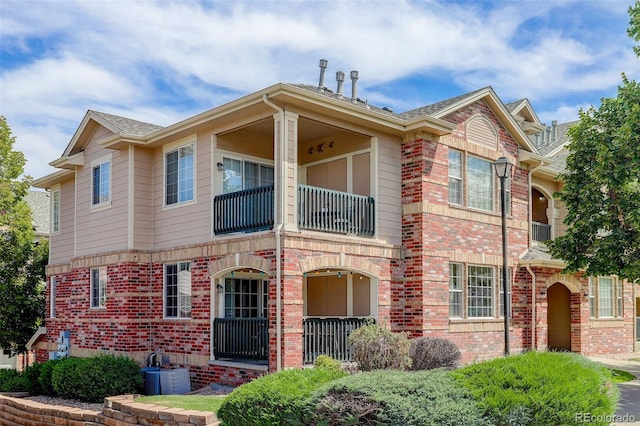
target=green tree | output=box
[628,1,640,57]
[0,116,46,355]
[547,75,640,282]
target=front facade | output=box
[32,68,636,387]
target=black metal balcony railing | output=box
[636,317,640,341]
[532,221,551,242]
[213,185,274,235]
[213,318,268,360]
[303,317,374,364]
[298,185,375,236]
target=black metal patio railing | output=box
[532,221,551,242]
[303,317,374,364]
[298,185,375,236]
[213,185,274,235]
[213,318,268,360]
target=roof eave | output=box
[49,151,84,170]
[32,169,74,189]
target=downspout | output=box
[262,94,284,371]
[526,265,537,350]
[527,160,544,351]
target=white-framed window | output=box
[164,261,191,318]
[449,263,464,317]
[448,149,505,213]
[222,157,274,194]
[589,276,623,318]
[52,189,60,233]
[90,267,107,308]
[165,143,195,206]
[50,276,56,318]
[91,160,111,206]
[224,278,268,318]
[448,150,463,205]
[449,263,507,319]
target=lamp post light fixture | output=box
[494,156,513,356]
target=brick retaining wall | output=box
[0,394,219,426]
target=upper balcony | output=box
[211,113,381,240]
[213,184,375,237]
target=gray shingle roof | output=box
[25,190,50,235]
[91,110,164,136]
[532,120,579,156]
[396,87,489,120]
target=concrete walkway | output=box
[589,357,640,426]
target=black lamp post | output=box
[494,156,512,356]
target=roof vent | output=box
[318,59,328,91]
[350,70,359,103]
[336,71,345,97]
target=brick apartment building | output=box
[31,62,638,387]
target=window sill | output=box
[208,359,269,371]
[589,318,624,328]
[163,199,196,211]
[449,318,505,333]
[90,201,112,213]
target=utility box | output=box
[141,367,161,395]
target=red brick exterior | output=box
[35,98,637,391]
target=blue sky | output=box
[1,0,638,179]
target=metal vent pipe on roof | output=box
[318,59,328,90]
[336,71,345,97]
[551,120,557,141]
[350,70,359,102]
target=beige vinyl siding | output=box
[49,178,75,264]
[376,135,402,245]
[285,116,297,226]
[153,134,213,250]
[75,143,129,256]
[133,147,154,249]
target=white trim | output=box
[128,145,134,249]
[163,137,197,209]
[162,261,193,320]
[370,137,379,239]
[210,134,218,237]
[51,185,61,235]
[50,276,56,318]
[89,153,113,211]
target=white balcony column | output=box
[273,111,299,230]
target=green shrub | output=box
[314,355,343,373]
[409,336,461,370]
[52,355,143,402]
[217,367,346,426]
[0,369,28,392]
[452,351,618,426]
[304,369,489,426]
[347,324,411,371]
[21,363,44,395]
[38,359,62,396]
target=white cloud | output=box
[0,0,637,178]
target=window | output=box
[90,267,106,308]
[449,263,500,319]
[52,189,60,233]
[448,150,463,205]
[92,160,110,205]
[498,267,512,318]
[50,277,56,318]
[448,150,497,212]
[222,157,274,194]
[449,263,463,317]
[165,262,191,318]
[224,278,268,318]
[468,265,494,317]
[589,276,623,318]
[467,156,493,211]
[166,143,195,205]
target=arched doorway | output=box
[547,283,572,351]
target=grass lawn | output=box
[135,394,226,413]
[610,368,636,383]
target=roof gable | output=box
[400,87,538,153]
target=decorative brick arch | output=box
[299,254,381,277]
[544,273,582,293]
[208,253,271,278]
